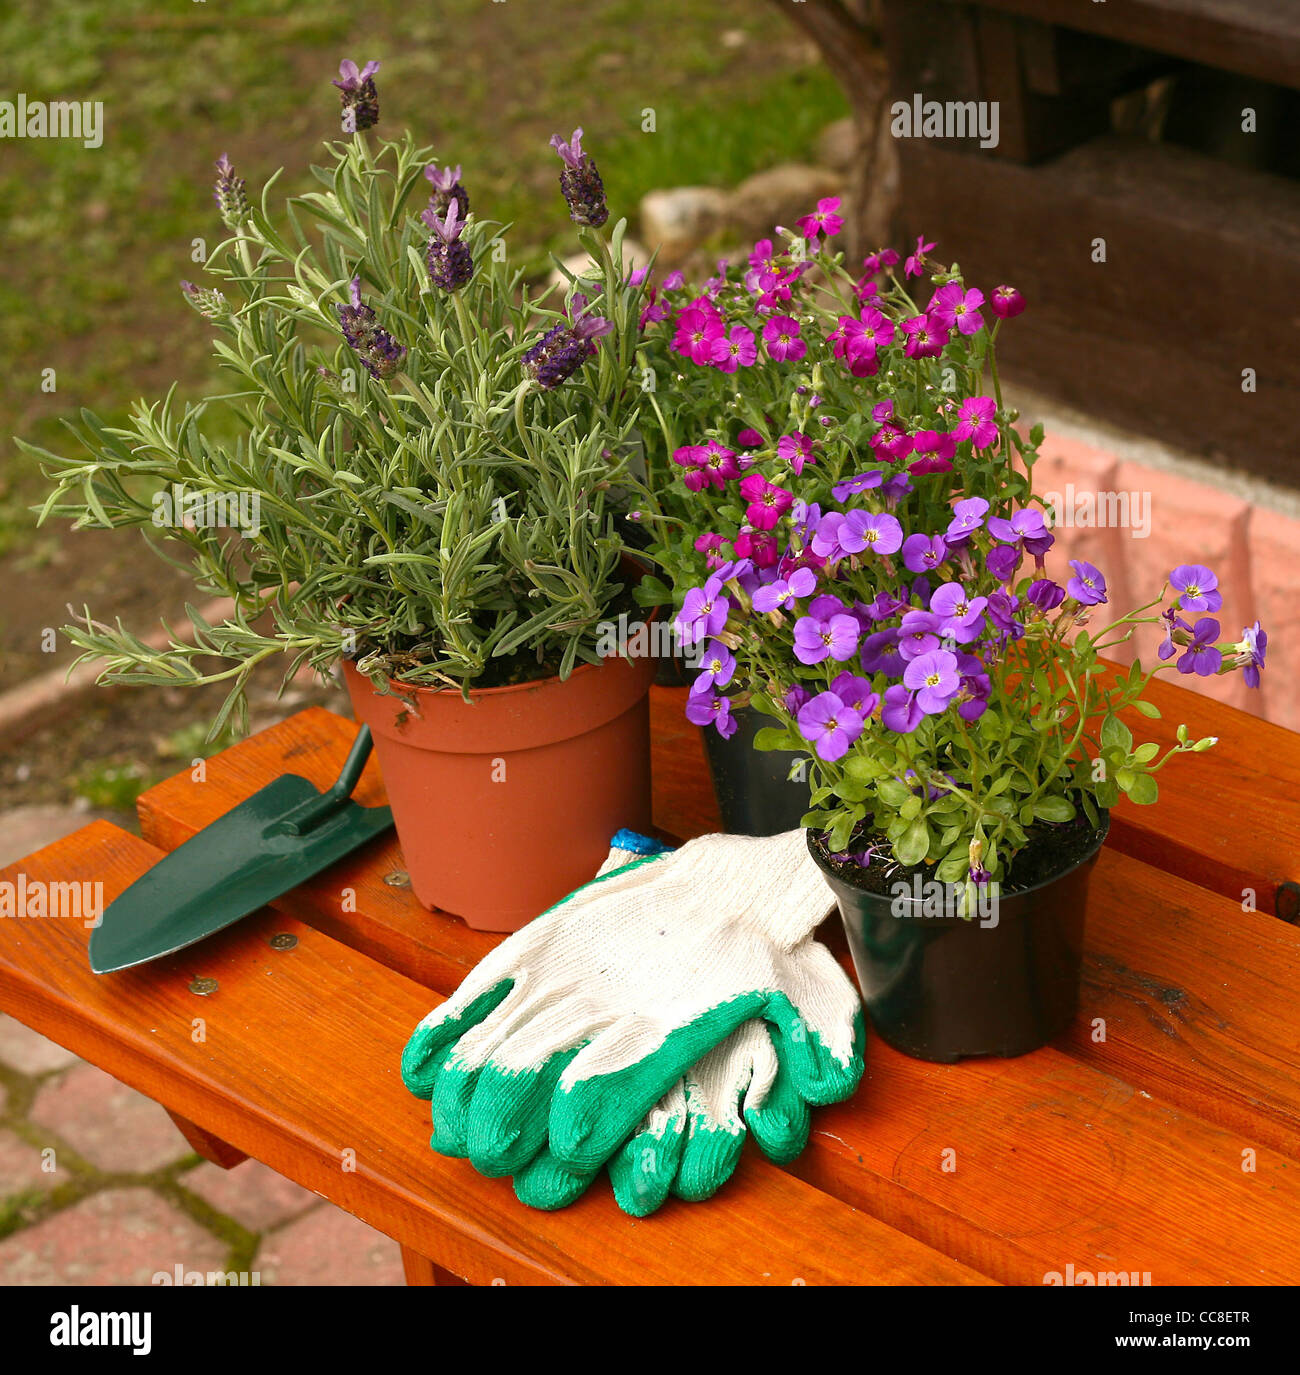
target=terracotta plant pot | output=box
[343,649,655,932]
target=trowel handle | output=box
[280,726,375,836]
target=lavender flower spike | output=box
[333,59,380,132]
[550,127,608,228]
[522,304,613,389]
[422,163,469,224]
[425,199,474,292]
[180,280,229,319]
[336,277,406,381]
[213,154,248,229]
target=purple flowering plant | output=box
[638,220,1268,905]
[26,64,654,728]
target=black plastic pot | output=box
[702,706,810,836]
[809,816,1110,1062]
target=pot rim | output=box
[806,810,1111,903]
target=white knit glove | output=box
[401,830,863,1176]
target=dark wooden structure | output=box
[788,0,1300,486]
[2,668,1300,1283]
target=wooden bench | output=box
[1,673,1299,1284]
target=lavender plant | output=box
[25,64,647,735]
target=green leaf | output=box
[632,575,671,607]
[1126,773,1159,805]
[845,754,887,782]
[1132,742,1159,763]
[1133,699,1161,718]
[1033,796,1077,823]
[876,778,913,807]
[899,795,922,821]
[753,726,797,752]
[1101,715,1133,754]
[894,818,930,867]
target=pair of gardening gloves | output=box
[400,828,865,1216]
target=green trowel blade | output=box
[89,726,393,974]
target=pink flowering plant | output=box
[635,215,1268,905]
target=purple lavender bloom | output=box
[333,59,381,133]
[422,163,470,223]
[213,154,248,229]
[793,610,861,665]
[929,583,987,643]
[898,610,944,661]
[881,684,924,733]
[336,278,407,380]
[522,308,613,389]
[1239,621,1267,688]
[902,533,948,574]
[1026,578,1065,613]
[686,688,738,738]
[1177,617,1222,677]
[676,585,730,646]
[1066,559,1108,606]
[829,672,879,716]
[426,200,474,292]
[860,629,905,676]
[1169,564,1223,613]
[985,544,1021,584]
[945,497,989,545]
[693,639,735,693]
[797,691,863,762]
[752,567,817,613]
[550,127,608,227]
[832,470,885,501]
[903,649,961,715]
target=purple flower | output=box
[990,284,1025,319]
[904,649,961,715]
[676,585,730,646]
[1066,559,1108,606]
[988,508,1052,554]
[797,691,862,762]
[550,127,608,227]
[829,672,879,716]
[336,277,406,380]
[763,316,807,362]
[902,533,948,574]
[1027,578,1065,612]
[423,163,469,222]
[930,583,988,642]
[882,472,914,505]
[928,282,984,335]
[832,470,886,502]
[985,544,1021,584]
[954,396,998,448]
[1239,621,1267,688]
[783,684,811,716]
[753,567,817,613]
[1177,618,1222,677]
[793,610,861,665]
[693,639,735,694]
[213,154,248,229]
[425,200,473,291]
[777,431,816,474]
[1169,564,1223,613]
[881,684,924,733]
[946,497,988,544]
[851,510,904,556]
[861,628,905,676]
[686,688,738,739]
[333,59,381,132]
[986,591,1023,639]
[898,610,943,661]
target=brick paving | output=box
[0,1016,402,1286]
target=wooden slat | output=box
[0,823,991,1288]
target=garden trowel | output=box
[89,725,393,973]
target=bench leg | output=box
[400,1246,469,1287]
[166,1110,249,1169]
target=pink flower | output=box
[990,284,1025,318]
[901,314,947,359]
[734,527,778,568]
[871,422,913,463]
[672,303,723,365]
[710,324,758,373]
[762,315,806,362]
[908,430,956,475]
[954,396,998,448]
[928,282,985,336]
[797,197,843,239]
[739,473,793,530]
[777,432,817,474]
[905,235,935,278]
[862,248,899,274]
